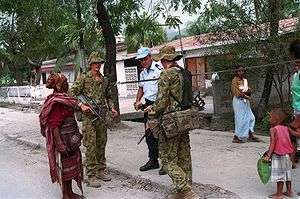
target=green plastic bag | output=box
[257,155,271,184]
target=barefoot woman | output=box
[40,72,89,199]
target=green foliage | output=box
[124,12,167,53]
[186,16,211,36]
[165,16,183,28]
[0,64,15,86]
[0,74,15,86]
[160,0,202,14]
[0,0,143,84]
[104,0,142,35]
[186,0,299,36]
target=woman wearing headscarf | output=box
[39,72,90,199]
[231,65,260,143]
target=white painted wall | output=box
[0,85,53,104]
[116,60,128,98]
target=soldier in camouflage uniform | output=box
[70,52,118,188]
[146,46,198,199]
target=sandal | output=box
[232,136,245,143]
[268,194,283,199]
[247,134,261,142]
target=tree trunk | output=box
[76,0,84,50]
[253,0,261,22]
[256,0,280,120]
[11,65,22,85]
[95,0,120,120]
[75,0,86,76]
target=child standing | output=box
[264,108,294,199]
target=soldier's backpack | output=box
[171,66,193,110]
[158,66,202,138]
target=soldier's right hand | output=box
[134,101,143,111]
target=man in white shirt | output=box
[134,47,166,175]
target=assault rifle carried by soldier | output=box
[77,94,107,123]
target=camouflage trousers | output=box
[82,116,107,177]
[159,131,192,192]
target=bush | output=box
[0,74,15,86]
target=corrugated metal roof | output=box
[149,17,299,53]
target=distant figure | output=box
[231,65,259,143]
[264,109,294,199]
[40,72,89,199]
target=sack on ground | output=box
[161,108,202,138]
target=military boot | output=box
[86,176,102,188]
[96,170,111,182]
[159,167,167,175]
[167,189,199,199]
[140,160,159,171]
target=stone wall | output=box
[212,71,291,116]
[210,71,291,131]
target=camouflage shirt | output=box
[149,63,183,118]
[70,71,114,110]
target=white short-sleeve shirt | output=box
[139,61,163,102]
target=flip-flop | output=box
[268,194,283,199]
[232,139,245,143]
[247,137,261,142]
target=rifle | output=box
[137,128,153,145]
[135,103,148,145]
[137,133,146,145]
[78,94,106,122]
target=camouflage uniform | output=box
[70,60,114,178]
[149,64,192,192]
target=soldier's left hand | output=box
[111,108,119,118]
[80,104,92,113]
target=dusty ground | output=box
[2,106,300,199]
[0,135,165,199]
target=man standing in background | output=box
[134,47,166,175]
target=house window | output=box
[124,67,138,96]
[124,58,140,96]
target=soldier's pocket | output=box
[82,120,88,147]
[105,111,114,129]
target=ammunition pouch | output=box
[160,108,201,138]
